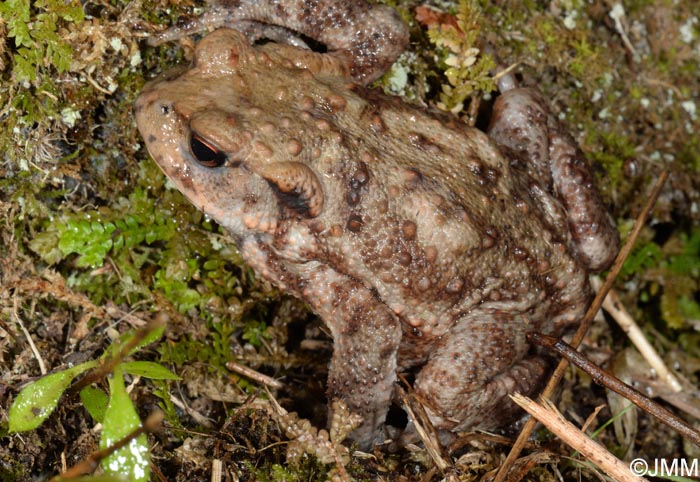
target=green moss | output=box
[584,130,634,187]
[248,460,330,482]
[621,240,663,280]
[567,37,599,80]
[0,464,25,482]
[679,135,700,172]
[536,19,559,46]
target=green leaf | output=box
[679,295,700,320]
[80,386,110,423]
[63,5,85,22]
[8,20,32,48]
[9,361,98,432]
[621,242,662,278]
[29,226,64,264]
[0,0,29,20]
[121,361,181,380]
[154,267,202,313]
[56,217,117,268]
[102,325,165,359]
[2,0,31,46]
[13,51,37,83]
[50,41,73,73]
[101,368,150,482]
[242,320,268,347]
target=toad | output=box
[134,0,619,448]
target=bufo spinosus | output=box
[134,0,619,448]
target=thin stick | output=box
[531,333,700,447]
[600,284,682,392]
[12,294,47,375]
[68,318,164,395]
[51,411,164,480]
[493,171,669,482]
[510,394,647,482]
[225,360,284,389]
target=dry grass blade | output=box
[397,386,451,473]
[510,394,647,482]
[12,294,47,375]
[599,284,682,393]
[211,459,223,482]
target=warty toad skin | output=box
[134,0,619,448]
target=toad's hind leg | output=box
[411,312,550,433]
[487,86,619,271]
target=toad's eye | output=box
[190,133,226,168]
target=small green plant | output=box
[30,186,178,269]
[242,319,270,347]
[425,0,497,114]
[622,227,700,331]
[0,0,86,137]
[8,324,178,481]
[27,161,256,315]
[0,0,83,84]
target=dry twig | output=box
[531,333,700,447]
[12,294,47,375]
[510,394,646,482]
[398,385,451,473]
[225,360,284,389]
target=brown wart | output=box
[256,161,325,217]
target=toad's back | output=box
[135,21,617,447]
